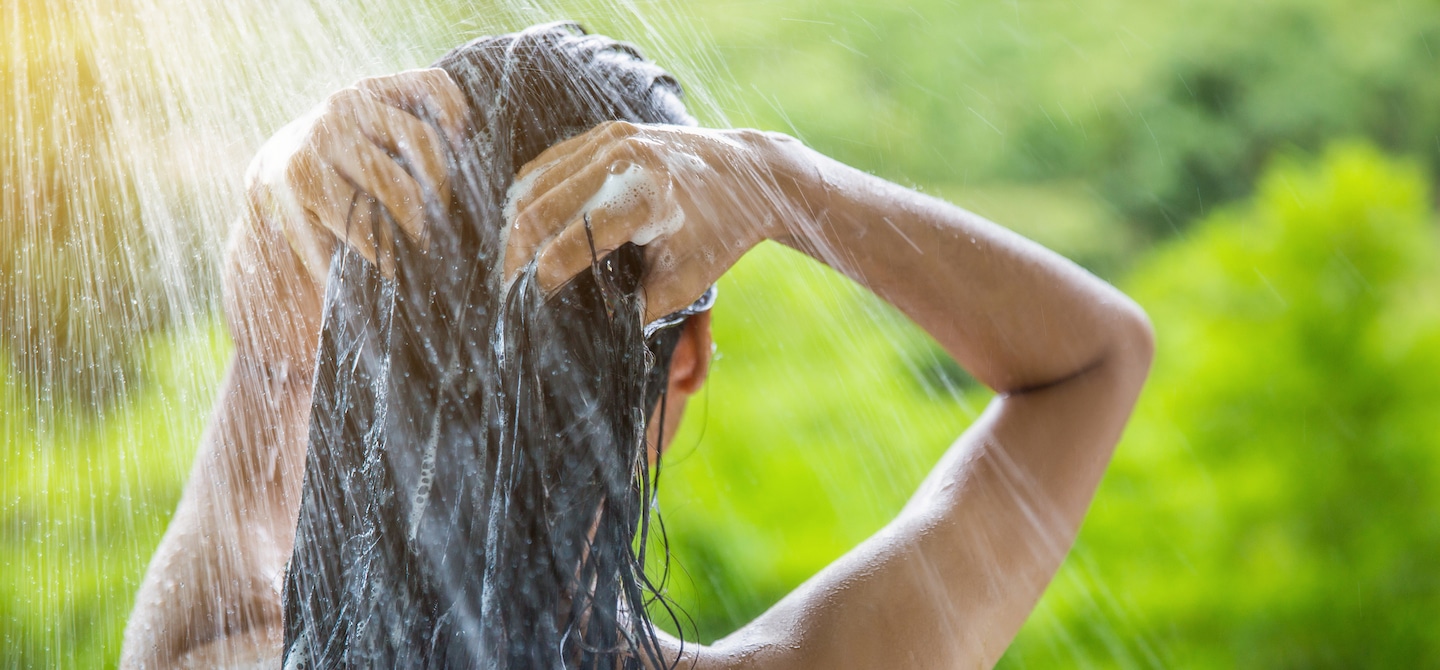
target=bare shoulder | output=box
[652,626,781,670]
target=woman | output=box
[122,22,1152,669]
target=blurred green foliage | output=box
[1016,145,1440,666]
[5,0,1440,666]
[1006,3,1440,237]
[646,244,986,640]
[685,0,1440,264]
[0,322,227,667]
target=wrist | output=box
[766,137,863,255]
[738,130,833,247]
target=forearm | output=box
[693,141,1155,668]
[775,144,1146,393]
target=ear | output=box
[667,311,712,396]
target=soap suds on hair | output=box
[504,159,687,251]
[503,158,559,230]
[584,162,685,246]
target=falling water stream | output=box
[0,0,1127,666]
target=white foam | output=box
[499,159,559,277]
[502,159,688,278]
[579,162,685,246]
[503,158,558,228]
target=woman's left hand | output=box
[502,121,818,323]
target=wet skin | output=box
[122,68,1153,669]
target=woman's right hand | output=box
[243,68,469,283]
[224,68,470,366]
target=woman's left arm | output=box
[505,122,1154,668]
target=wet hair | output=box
[281,22,694,668]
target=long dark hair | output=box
[281,22,692,668]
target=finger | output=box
[522,120,637,181]
[637,239,714,324]
[372,196,398,278]
[347,195,400,279]
[503,157,635,281]
[307,169,378,265]
[327,138,427,242]
[356,68,469,145]
[344,96,449,203]
[533,201,653,294]
[512,121,641,209]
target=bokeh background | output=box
[4,0,1439,666]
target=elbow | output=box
[1006,296,1155,398]
[1108,295,1156,395]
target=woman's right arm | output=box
[120,69,467,668]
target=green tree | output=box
[1007,2,1440,238]
[0,322,227,668]
[1004,145,1440,667]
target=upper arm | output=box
[121,356,309,667]
[121,220,321,668]
[665,314,1153,670]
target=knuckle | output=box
[353,75,388,92]
[414,122,443,150]
[511,212,537,239]
[280,156,310,189]
[416,67,449,86]
[325,87,363,110]
[761,129,799,148]
[617,136,656,163]
[736,128,767,144]
[399,177,424,201]
[627,139,659,167]
[605,120,639,138]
